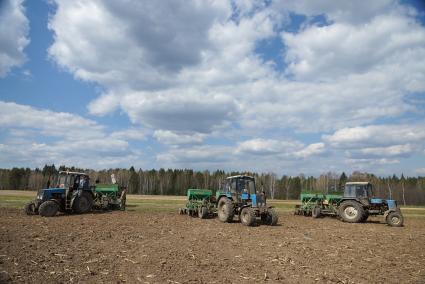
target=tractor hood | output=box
[37,188,65,200]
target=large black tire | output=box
[360,211,369,222]
[24,201,37,215]
[386,211,404,227]
[263,208,278,226]
[38,201,59,217]
[240,207,256,226]
[338,200,365,223]
[73,192,93,214]
[217,198,234,223]
[312,206,321,218]
[198,206,208,219]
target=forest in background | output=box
[1,165,425,205]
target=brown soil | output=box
[1,208,424,284]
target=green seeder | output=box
[179,188,217,218]
[294,193,342,217]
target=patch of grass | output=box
[0,195,33,208]
[126,198,185,213]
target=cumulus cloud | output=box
[324,124,425,148]
[282,11,425,80]
[153,130,205,145]
[0,101,142,169]
[110,128,147,141]
[0,0,29,77]
[294,143,326,158]
[0,101,104,140]
[39,1,425,174]
[237,138,303,155]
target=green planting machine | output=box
[179,189,217,218]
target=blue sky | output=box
[0,0,425,176]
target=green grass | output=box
[0,195,33,208]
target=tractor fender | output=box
[239,204,252,215]
[216,195,233,206]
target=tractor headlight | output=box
[37,190,44,200]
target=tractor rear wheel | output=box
[217,198,234,223]
[240,207,256,226]
[386,211,404,227]
[198,206,208,219]
[24,201,37,215]
[338,200,365,223]
[73,192,93,214]
[263,208,278,226]
[38,201,59,217]
[312,206,321,218]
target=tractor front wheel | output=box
[240,207,256,226]
[263,208,278,226]
[38,201,59,217]
[386,211,404,227]
[217,198,234,223]
[24,201,37,215]
[73,192,93,214]
[338,201,365,223]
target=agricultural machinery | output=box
[24,171,126,217]
[179,189,216,218]
[216,175,278,226]
[294,182,404,227]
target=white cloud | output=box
[0,0,29,77]
[37,1,425,174]
[294,143,326,158]
[357,144,414,157]
[48,0,231,90]
[324,124,425,148]
[111,128,147,141]
[274,0,395,25]
[0,101,143,169]
[153,130,205,145]
[0,101,104,139]
[282,11,425,80]
[237,138,303,155]
[157,145,232,165]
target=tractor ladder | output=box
[65,188,72,210]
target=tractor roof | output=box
[226,175,254,180]
[346,182,370,185]
[59,171,89,176]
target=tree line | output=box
[0,165,424,205]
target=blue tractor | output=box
[24,171,95,217]
[337,182,404,227]
[216,175,278,226]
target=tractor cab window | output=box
[57,175,68,188]
[247,180,255,194]
[355,186,367,198]
[366,184,373,197]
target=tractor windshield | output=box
[56,174,69,188]
[238,178,255,194]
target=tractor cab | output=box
[220,175,263,207]
[54,171,90,190]
[344,182,373,199]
